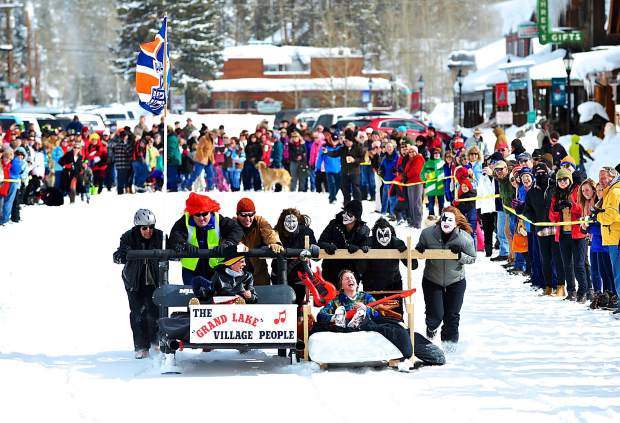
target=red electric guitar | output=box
[298,267,338,307]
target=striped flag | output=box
[135,17,170,115]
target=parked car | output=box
[359,117,451,143]
[57,113,106,134]
[0,112,56,136]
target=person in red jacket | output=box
[548,168,587,302]
[403,145,425,228]
[87,134,108,194]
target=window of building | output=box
[300,97,321,108]
[239,100,255,109]
[214,100,233,109]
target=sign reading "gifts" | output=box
[189,304,297,344]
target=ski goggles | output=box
[140,225,155,231]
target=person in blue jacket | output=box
[1,147,25,225]
[315,132,342,204]
[378,141,399,216]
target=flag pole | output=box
[162,15,169,194]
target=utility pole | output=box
[25,6,32,100]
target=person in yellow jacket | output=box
[568,135,593,173]
[235,197,283,285]
[169,192,243,284]
[596,166,620,317]
[181,132,215,191]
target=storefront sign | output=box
[496,111,514,125]
[496,83,509,107]
[537,0,583,45]
[551,77,567,106]
[508,80,528,91]
[518,22,539,39]
[189,304,297,344]
[256,98,282,114]
[527,111,537,124]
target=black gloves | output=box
[113,250,127,264]
[555,200,572,211]
[394,239,407,252]
[360,245,369,253]
[347,244,360,254]
[321,243,337,255]
[449,245,461,254]
[191,276,214,300]
[415,245,425,254]
[211,244,238,257]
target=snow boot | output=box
[543,287,553,296]
[609,294,618,309]
[589,292,601,309]
[442,341,458,354]
[333,306,346,328]
[598,291,611,308]
[161,353,182,374]
[426,327,437,340]
[564,291,577,301]
[135,349,149,359]
[576,292,587,304]
[555,285,566,298]
[347,307,366,329]
[491,255,508,262]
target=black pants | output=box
[126,284,158,351]
[242,162,261,191]
[10,186,23,222]
[117,168,131,194]
[537,235,565,288]
[559,233,587,295]
[341,172,361,205]
[480,212,496,256]
[315,171,327,193]
[422,278,466,343]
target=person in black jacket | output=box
[524,163,565,296]
[359,218,416,316]
[192,256,258,304]
[58,140,84,203]
[323,137,365,204]
[318,199,370,285]
[271,208,318,305]
[113,209,164,359]
[168,193,243,284]
[242,134,263,191]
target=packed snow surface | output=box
[1,191,620,422]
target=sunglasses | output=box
[140,225,155,230]
[519,159,529,164]
[238,212,255,218]
[193,212,210,218]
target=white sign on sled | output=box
[189,304,297,344]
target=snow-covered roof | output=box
[448,39,506,72]
[493,0,570,35]
[223,44,361,66]
[208,77,391,93]
[572,46,620,79]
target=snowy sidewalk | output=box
[1,191,619,422]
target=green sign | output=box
[508,80,528,90]
[537,0,583,45]
[527,111,536,124]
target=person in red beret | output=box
[168,192,243,284]
[235,197,283,285]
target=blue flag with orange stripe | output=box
[135,17,170,115]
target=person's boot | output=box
[134,349,149,359]
[491,255,508,262]
[485,245,492,257]
[543,287,553,296]
[555,285,566,298]
[426,327,437,340]
[576,292,587,304]
[564,291,577,301]
[598,291,610,308]
[589,292,600,309]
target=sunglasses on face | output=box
[519,159,529,164]
[238,212,255,218]
[193,212,210,218]
[140,225,155,230]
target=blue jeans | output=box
[591,250,615,293]
[226,167,241,191]
[132,160,148,188]
[308,167,316,192]
[360,165,376,199]
[381,183,394,214]
[496,211,509,256]
[184,163,213,190]
[427,195,444,216]
[2,182,18,224]
[326,172,340,202]
[609,246,620,309]
[167,165,179,192]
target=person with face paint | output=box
[318,200,370,285]
[415,206,476,351]
[271,208,318,305]
[359,218,417,315]
[168,193,243,285]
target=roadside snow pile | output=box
[578,101,610,123]
[428,103,454,132]
[585,123,620,175]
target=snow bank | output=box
[585,130,620,175]
[578,101,610,123]
[428,102,454,132]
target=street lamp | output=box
[418,75,425,112]
[563,49,574,133]
[456,69,464,126]
[367,77,373,109]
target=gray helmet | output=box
[134,209,156,226]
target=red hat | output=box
[237,197,256,214]
[454,166,469,184]
[459,178,473,191]
[185,192,220,215]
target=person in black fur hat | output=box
[318,200,370,285]
[359,218,418,315]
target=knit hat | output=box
[560,155,576,169]
[185,192,221,215]
[519,167,533,177]
[459,178,473,192]
[343,199,363,220]
[511,164,524,178]
[556,168,573,184]
[236,197,256,214]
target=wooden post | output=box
[406,236,415,359]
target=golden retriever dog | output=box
[256,161,291,191]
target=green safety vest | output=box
[180,212,223,271]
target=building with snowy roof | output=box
[206,43,396,112]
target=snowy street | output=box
[1,191,619,423]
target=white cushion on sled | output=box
[308,331,403,364]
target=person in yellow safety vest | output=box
[235,197,283,285]
[169,192,243,285]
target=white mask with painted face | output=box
[283,214,299,233]
[440,212,457,234]
[342,212,356,225]
[376,227,392,246]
